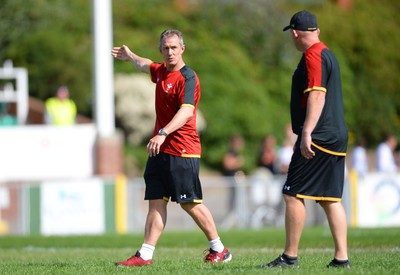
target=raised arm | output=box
[111,45,152,73]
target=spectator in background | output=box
[376,134,398,173]
[45,86,77,126]
[350,137,369,177]
[223,134,245,177]
[276,124,296,174]
[276,138,294,174]
[257,134,277,174]
[222,134,245,210]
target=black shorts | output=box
[143,153,203,203]
[283,145,345,202]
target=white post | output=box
[16,68,28,125]
[92,0,115,137]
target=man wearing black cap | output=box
[257,10,351,269]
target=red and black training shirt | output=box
[290,42,348,155]
[149,62,201,158]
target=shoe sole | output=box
[222,253,233,263]
[116,264,152,267]
[327,264,351,268]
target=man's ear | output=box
[292,29,299,39]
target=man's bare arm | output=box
[301,90,325,159]
[111,45,152,73]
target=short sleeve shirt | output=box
[290,42,348,154]
[149,62,201,157]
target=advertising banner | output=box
[40,179,105,235]
[0,124,96,181]
[357,173,400,227]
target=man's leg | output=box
[144,199,168,246]
[115,199,167,266]
[283,194,306,257]
[180,202,218,240]
[256,194,304,268]
[181,202,232,263]
[320,201,348,260]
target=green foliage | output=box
[2,0,400,172]
[0,227,399,274]
[0,0,92,115]
[319,0,400,145]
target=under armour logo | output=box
[180,194,187,199]
[283,185,291,191]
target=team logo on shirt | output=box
[165,83,173,93]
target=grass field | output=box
[0,227,399,274]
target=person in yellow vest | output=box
[45,86,77,126]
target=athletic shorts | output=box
[282,144,345,202]
[143,153,203,203]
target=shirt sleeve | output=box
[305,48,327,93]
[149,62,161,83]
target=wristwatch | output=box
[158,128,168,137]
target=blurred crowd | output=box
[222,126,400,179]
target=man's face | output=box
[159,34,184,69]
[57,88,69,100]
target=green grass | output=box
[0,227,399,274]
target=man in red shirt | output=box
[112,29,231,266]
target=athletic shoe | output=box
[327,258,351,268]
[257,254,298,268]
[115,251,153,267]
[204,247,232,263]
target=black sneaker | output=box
[327,258,351,268]
[257,254,298,268]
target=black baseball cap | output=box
[283,10,318,32]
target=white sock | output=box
[209,237,224,253]
[139,243,155,260]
